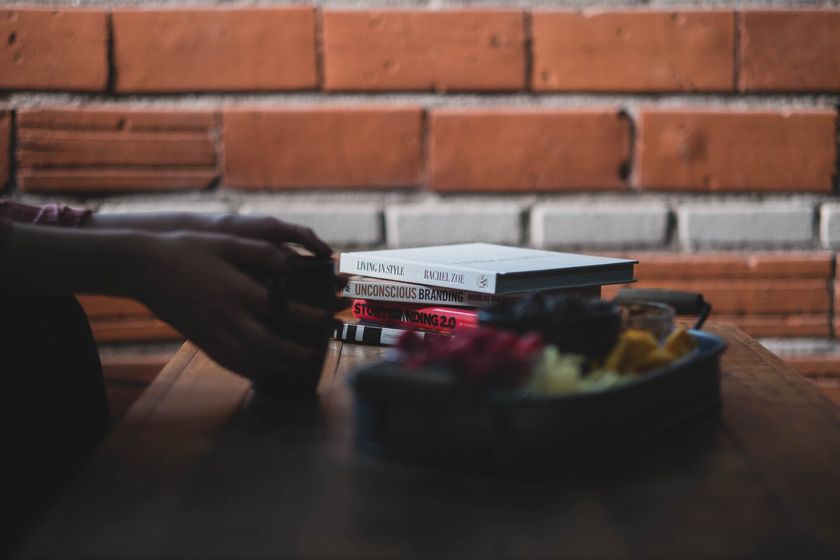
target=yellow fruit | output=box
[605,329,658,374]
[637,348,676,372]
[664,326,697,358]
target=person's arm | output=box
[0,221,328,381]
[0,222,148,296]
[84,212,333,257]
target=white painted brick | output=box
[385,203,523,248]
[97,199,231,214]
[759,338,840,357]
[239,202,382,247]
[678,202,815,249]
[819,203,840,249]
[530,202,669,249]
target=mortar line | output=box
[835,104,840,196]
[828,247,837,340]
[8,92,840,109]
[211,111,224,193]
[6,0,840,7]
[618,108,635,190]
[418,108,430,190]
[522,11,533,93]
[105,10,118,95]
[733,11,742,93]
[5,109,17,195]
[313,6,326,91]
[520,202,531,247]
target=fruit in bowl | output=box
[396,327,544,390]
[394,319,697,398]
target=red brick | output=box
[223,108,423,189]
[0,7,107,91]
[17,107,219,193]
[786,356,840,378]
[604,279,829,314]
[533,10,734,92]
[90,317,181,343]
[19,168,218,193]
[102,355,170,385]
[0,110,9,188]
[613,252,833,280]
[19,107,216,131]
[323,10,525,91]
[637,110,837,192]
[430,109,629,191]
[113,8,317,92]
[740,11,840,92]
[78,295,153,319]
[719,315,830,338]
[831,278,840,315]
[19,129,215,168]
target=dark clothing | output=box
[2,295,110,554]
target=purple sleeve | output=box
[0,200,92,227]
[0,201,93,257]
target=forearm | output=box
[0,222,150,297]
[83,211,215,233]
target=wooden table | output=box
[19,324,840,559]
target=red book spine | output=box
[351,299,479,334]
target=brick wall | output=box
[2,2,840,402]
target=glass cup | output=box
[619,301,675,342]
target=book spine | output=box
[331,322,449,346]
[343,279,511,308]
[351,300,480,335]
[339,254,497,294]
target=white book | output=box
[342,277,511,307]
[339,243,636,295]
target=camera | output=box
[252,256,338,398]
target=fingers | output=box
[233,273,271,318]
[209,213,333,258]
[220,237,290,271]
[277,223,333,257]
[335,274,350,291]
[287,300,331,326]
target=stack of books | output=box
[334,243,636,346]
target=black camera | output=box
[252,256,337,398]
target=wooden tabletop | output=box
[19,324,840,560]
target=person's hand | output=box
[85,211,333,258]
[134,230,330,381]
[204,213,333,258]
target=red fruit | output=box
[515,332,544,355]
[494,331,518,353]
[397,326,542,388]
[443,335,472,358]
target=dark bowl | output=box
[351,330,726,469]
